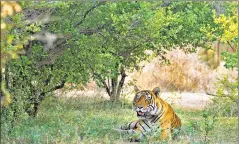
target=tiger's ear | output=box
[134,85,140,93]
[152,87,160,97]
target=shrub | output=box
[209,75,238,116]
[131,48,237,93]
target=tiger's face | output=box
[133,86,161,119]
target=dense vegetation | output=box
[2,96,238,143]
[1,1,238,143]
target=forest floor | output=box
[54,88,213,110]
[3,95,237,144]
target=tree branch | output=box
[37,25,107,67]
[107,77,111,94]
[23,41,32,57]
[93,72,111,96]
[35,2,107,67]
[75,1,107,27]
[227,41,236,52]
[206,92,238,104]
[104,81,111,96]
[79,24,106,35]
[36,24,108,67]
[36,43,66,67]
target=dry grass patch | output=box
[131,48,237,93]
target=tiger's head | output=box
[133,86,161,119]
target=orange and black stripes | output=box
[119,87,181,142]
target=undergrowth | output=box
[1,96,238,144]
[132,48,237,93]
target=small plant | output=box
[210,75,238,117]
[143,124,162,143]
[202,111,217,144]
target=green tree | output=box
[1,1,24,106]
[1,1,106,134]
[2,2,237,135]
[201,2,238,69]
[83,1,218,101]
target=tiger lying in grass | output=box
[117,86,181,142]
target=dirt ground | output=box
[54,87,213,110]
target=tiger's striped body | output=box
[119,87,181,141]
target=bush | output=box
[131,48,236,93]
[210,75,238,117]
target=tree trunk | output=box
[110,76,118,101]
[107,67,127,102]
[26,80,66,117]
[115,67,126,101]
[216,40,220,67]
[23,40,32,57]
[93,65,127,102]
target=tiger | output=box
[117,86,181,142]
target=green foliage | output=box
[1,2,25,66]
[1,2,26,106]
[1,40,92,133]
[200,2,238,70]
[4,1,236,103]
[211,75,238,117]
[221,51,238,69]
[2,1,238,139]
[1,96,238,143]
[1,1,94,134]
[200,2,238,43]
[201,111,217,143]
[165,2,214,48]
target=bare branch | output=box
[227,41,236,52]
[93,72,111,96]
[103,81,111,96]
[206,92,238,104]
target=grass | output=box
[132,48,237,93]
[2,95,238,144]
